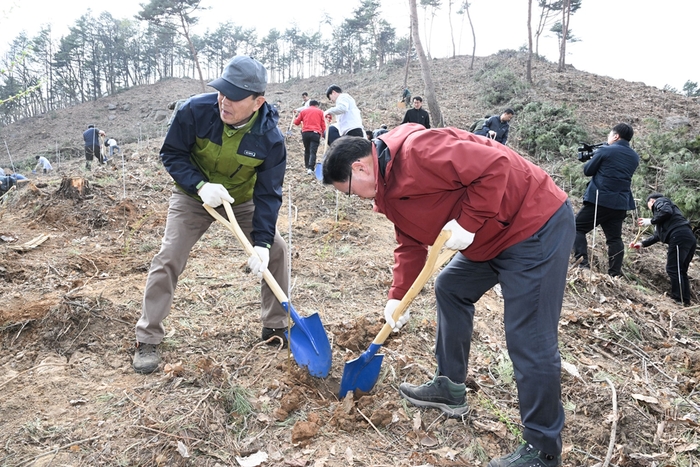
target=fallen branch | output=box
[570,447,620,467]
[240,335,285,377]
[7,233,50,252]
[601,377,618,467]
[165,388,213,430]
[250,341,285,385]
[356,407,390,445]
[16,435,100,466]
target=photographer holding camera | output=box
[573,123,640,277]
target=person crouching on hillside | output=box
[630,193,697,306]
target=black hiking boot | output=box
[399,375,468,417]
[487,443,561,467]
[261,327,287,347]
[133,342,160,374]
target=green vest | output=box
[183,112,263,204]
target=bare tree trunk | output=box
[557,0,571,72]
[179,14,205,92]
[403,21,412,89]
[409,0,443,127]
[526,0,533,84]
[448,0,456,58]
[465,1,476,70]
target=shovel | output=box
[338,230,454,398]
[285,112,295,137]
[204,200,332,378]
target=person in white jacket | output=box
[294,92,310,112]
[33,156,53,174]
[104,136,121,160]
[324,85,364,138]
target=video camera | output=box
[577,142,605,162]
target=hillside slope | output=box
[2,53,699,168]
[1,54,699,467]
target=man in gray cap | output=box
[133,56,290,374]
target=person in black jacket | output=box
[401,96,430,128]
[572,123,640,276]
[630,193,697,305]
[476,109,514,144]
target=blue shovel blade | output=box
[283,302,332,378]
[314,162,323,181]
[338,343,385,398]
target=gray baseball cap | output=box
[208,56,267,101]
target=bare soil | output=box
[1,54,699,467]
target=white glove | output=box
[638,218,652,227]
[198,182,234,208]
[488,130,497,139]
[384,299,409,333]
[442,219,475,250]
[247,246,270,278]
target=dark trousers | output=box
[434,201,575,456]
[345,128,365,138]
[327,127,363,150]
[666,227,696,304]
[573,202,627,276]
[85,144,101,161]
[84,144,101,168]
[327,126,341,147]
[301,131,321,170]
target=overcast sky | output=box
[1,0,698,92]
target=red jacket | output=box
[374,124,568,300]
[293,106,326,134]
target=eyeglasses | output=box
[346,170,352,197]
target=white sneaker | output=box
[306,168,313,175]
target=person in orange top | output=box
[293,99,326,175]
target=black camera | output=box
[577,142,605,162]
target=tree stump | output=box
[57,177,90,199]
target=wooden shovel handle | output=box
[203,201,289,303]
[373,230,454,345]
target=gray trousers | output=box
[135,190,289,344]
[434,201,574,456]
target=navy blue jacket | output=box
[161,92,286,248]
[582,140,639,211]
[476,115,510,144]
[83,127,101,147]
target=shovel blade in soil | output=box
[338,343,384,398]
[314,161,323,181]
[283,302,332,378]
